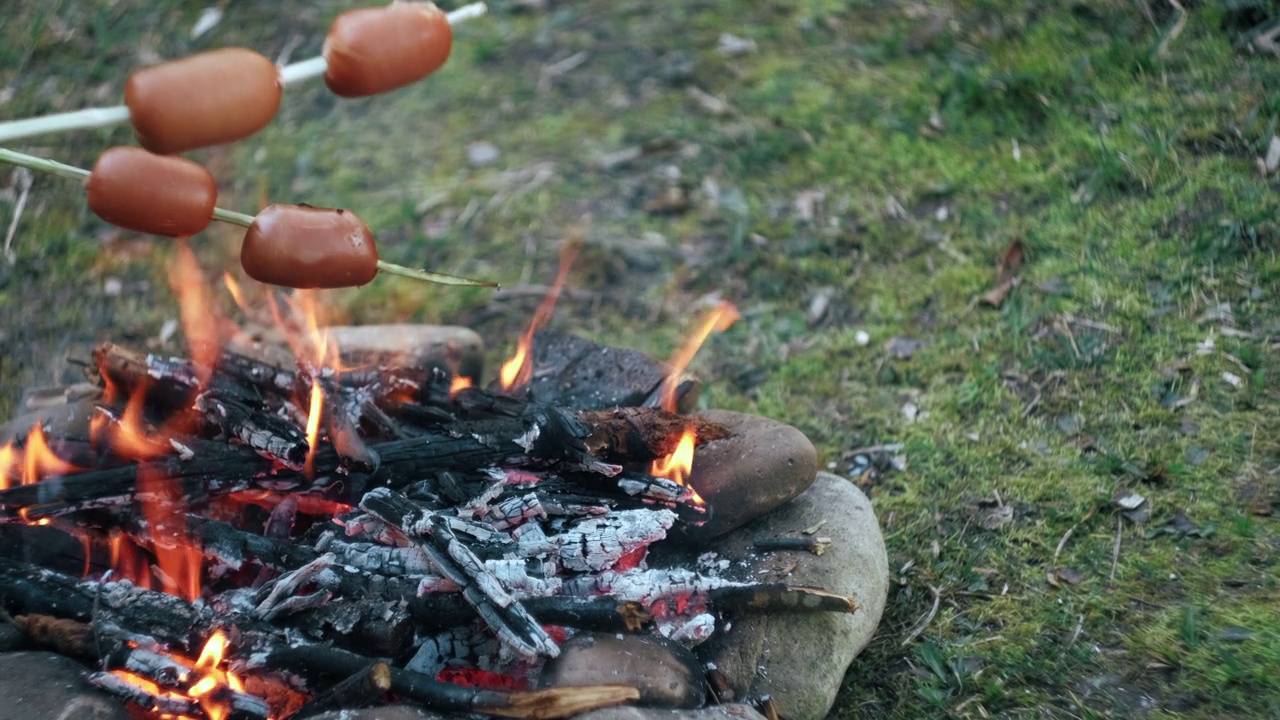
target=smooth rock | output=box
[695,472,888,720]
[573,703,767,720]
[325,325,485,380]
[0,651,130,720]
[680,410,817,541]
[305,707,450,720]
[0,395,100,444]
[540,632,705,708]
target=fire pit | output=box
[0,292,887,720]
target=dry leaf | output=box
[980,238,1026,307]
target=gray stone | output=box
[574,703,766,720]
[540,632,704,708]
[0,395,100,444]
[695,472,889,720]
[325,325,485,380]
[0,651,129,720]
[681,410,817,541]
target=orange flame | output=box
[107,388,173,459]
[650,426,703,504]
[449,375,473,398]
[223,272,250,314]
[304,381,324,478]
[170,241,221,387]
[0,442,16,490]
[106,631,245,720]
[18,425,78,486]
[109,531,154,591]
[500,236,583,391]
[656,301,740,412]
[137,467,202,603]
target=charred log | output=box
[289,661,391,719]
[266,644,639,719]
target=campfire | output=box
[0,246,850,720]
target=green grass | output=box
[2,0,1279,717]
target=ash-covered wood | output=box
[88,671,202,717]
[196,390,309,470]
[359,488,560,660]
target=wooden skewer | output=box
[0,3,487,144]
[0,147,497,288]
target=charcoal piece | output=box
[522,330,699,412]
[195,390,309,470]
[0,523,112,577]
[291,661,392,719]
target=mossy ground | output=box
[2,1,1278,717]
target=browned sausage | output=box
[240,204,379,289]
[125,48,282,154]
[323,2,452,98]
[86,146,217,238]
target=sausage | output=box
[323,1,452,98]
[125,48,282,154]
[86,146,217,237]
[240,204,380,289]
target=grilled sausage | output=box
[86,146,217,237]
[125,48,282,154]
[240,204,379,289]
[323,1,452,98]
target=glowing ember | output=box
[170,241,222,387]
[449,374,474,398]
[499,235,583,391]
[656,300,740,412]
[103,631,245,720]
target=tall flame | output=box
[304,381,324,478]
[137,467,202,603]
[500,234,584,391]
[170,241,221,387]
[222,272,250,314]
[656,300,740,412]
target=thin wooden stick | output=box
[0,148,497,288]
[0,3,488,143]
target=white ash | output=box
[315,532,435,576]
[515,509,677,572]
